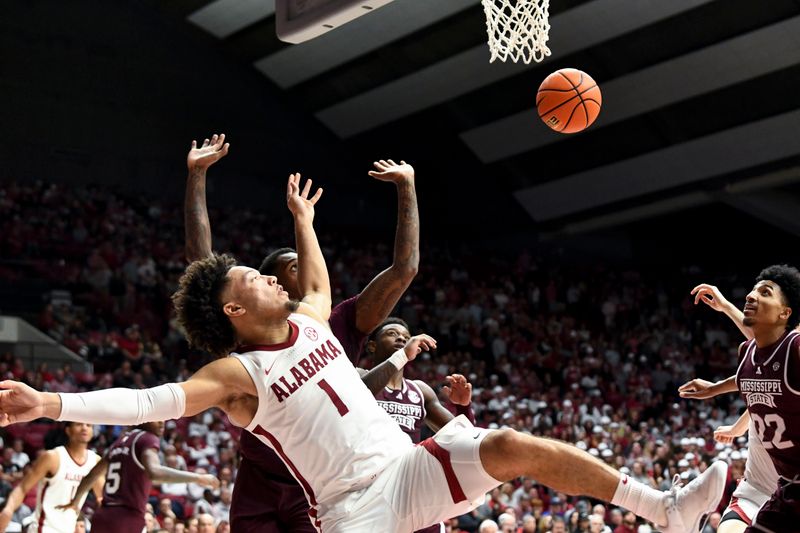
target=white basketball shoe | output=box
[662,461,728,532]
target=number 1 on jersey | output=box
[318,379,349,416]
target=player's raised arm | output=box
[355,160,419,334]
[184,133,230,262]
[691,283,753,340]
[57,457,108,514]
[359,333,437,394]
[286,173,331,321]
[0,449,58,530]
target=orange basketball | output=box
[536,68,602,134]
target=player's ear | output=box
[365,339,376,355]
[223,302,245,318]
[781,306,792,322]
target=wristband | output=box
[388,348,409,370]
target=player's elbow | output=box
[391,262,419,285]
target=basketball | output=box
[536,68,602,134]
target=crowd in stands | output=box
[0,180,757,532]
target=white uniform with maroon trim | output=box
[723,422,777,524]
[28,446,100,533]
[233,313,501,532]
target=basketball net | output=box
[482,0,551,64]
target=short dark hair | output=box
[368,317,410,343]
[756,264,800,330]
[259,247,296,276]
[172,254,238,356]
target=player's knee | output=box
[491,428,523,455]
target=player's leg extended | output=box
[479,428,727,531]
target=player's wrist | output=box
[42,391,61,420]
[388,348,409,370]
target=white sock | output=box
[611,473,667,526]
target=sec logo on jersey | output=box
[304,327,318,341]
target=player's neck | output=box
[237,319,294,347]
[386,369,405,390]
[752,325,787,349]
[65,442,88,462]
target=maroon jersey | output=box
[736,330,800,479]
[100,428,160,513]
[375,379,427,443]
[232,295,366,532]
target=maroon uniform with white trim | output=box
[375,379,427,443]
[737,331,800,532]
[231,296,366,533]
[91,428,161,533]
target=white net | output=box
[482,0,551,64]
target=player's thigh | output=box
[718,517,748,533]
[381,415,502,530]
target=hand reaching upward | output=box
[368,160,414,184]
[691,284,731,313]
[442,374,473,406]
[286,173,323,222]
[187,133,230,171]
[403,334,437,361]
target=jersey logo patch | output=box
[304,327,319,341]
[408,390,421,404]
[773,362,781,372]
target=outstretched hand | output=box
[199,474,221,489]
[678,378,717,400]
[714,424,744,445]
[286,173,323,221]
[691,284,731,313]
[0,380,47,427]
[403,334,437,361]
[442,374,472,406]
[187,133,230,171]
[368,160,414,184]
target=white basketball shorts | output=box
[320,415,502,532]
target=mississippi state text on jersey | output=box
[736,331,800,478]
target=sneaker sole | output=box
[689,463,728,531]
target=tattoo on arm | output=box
[356,180,419,333]
[360,360,399,395]
[184,167,213,262]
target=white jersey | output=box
[735,419,779,499]
[233,313,412,520]
[30,446,100,533]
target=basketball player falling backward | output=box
[681,267,800,533]
[680,284,778,533]
[57,421,219,533]
[0,423,102,533]
[0,174,727,532]
[184,134,421,532]
[366,317,476,533]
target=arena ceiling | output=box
[152,0,800,242]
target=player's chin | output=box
[285,299,300,312]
